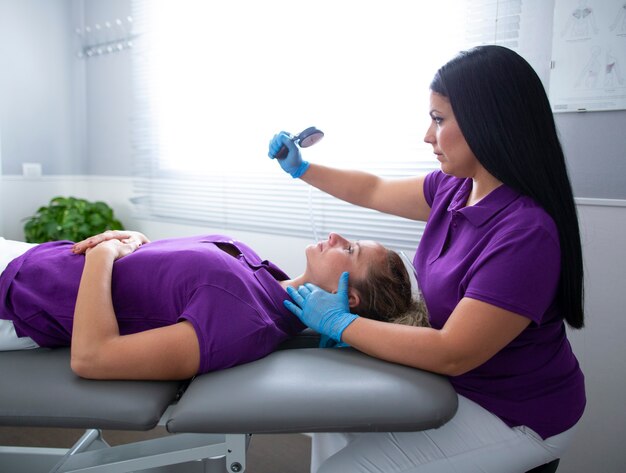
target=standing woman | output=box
[269,45,585,472]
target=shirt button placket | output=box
[451,211,458,229]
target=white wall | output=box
[0,0,83,175]
[0,0,133,177]
[563,202,626,473]
[81,0,134,176]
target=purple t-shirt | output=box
[414,171,585,439]
[0,235,305,374]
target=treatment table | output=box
[0,332,458,472]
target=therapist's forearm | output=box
[71,248,119,363]
[341,318,460,376]
[300,164,430,221]
[301,164,384,209]
[342,297,531,376]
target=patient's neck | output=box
[279,275,307,291]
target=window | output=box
[131,0,521,250]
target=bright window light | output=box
[135,0,466,175]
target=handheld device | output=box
[275,126,324,159]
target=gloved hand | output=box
[268,131,310,178]
[284,272,358,343]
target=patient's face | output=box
[303,233,386,292]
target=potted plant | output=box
[23,196,125,243]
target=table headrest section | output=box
[166,348,458,434]
[0,348,184,430]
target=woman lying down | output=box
[0,230,428,380]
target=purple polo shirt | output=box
[414,171,585,439]
[0,235,305,374]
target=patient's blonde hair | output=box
[351,249,430,328]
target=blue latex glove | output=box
[318,334,350,348]
[285,272,358,343]
[268,131,310,178]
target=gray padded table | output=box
[0,340,458,472]
[167,347,457,434]
[0,347,183,430]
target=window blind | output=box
[130,1,522,251]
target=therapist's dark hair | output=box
[430,45,584,329]
[351,250,430,328]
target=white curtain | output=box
[131,0,521,250]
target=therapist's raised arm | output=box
[269,131,431,222]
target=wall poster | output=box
[550,0,626,112]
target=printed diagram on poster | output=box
[550,0,626,112]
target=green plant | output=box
[23,196,124,243]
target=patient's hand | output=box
[72,230,150,255]
[81,237,144,262]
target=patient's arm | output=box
[71,240,200,380]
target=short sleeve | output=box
[423,171,447,207]
[464,226,561,324]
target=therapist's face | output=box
[424,91,481,179]
[303,233,386,292]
